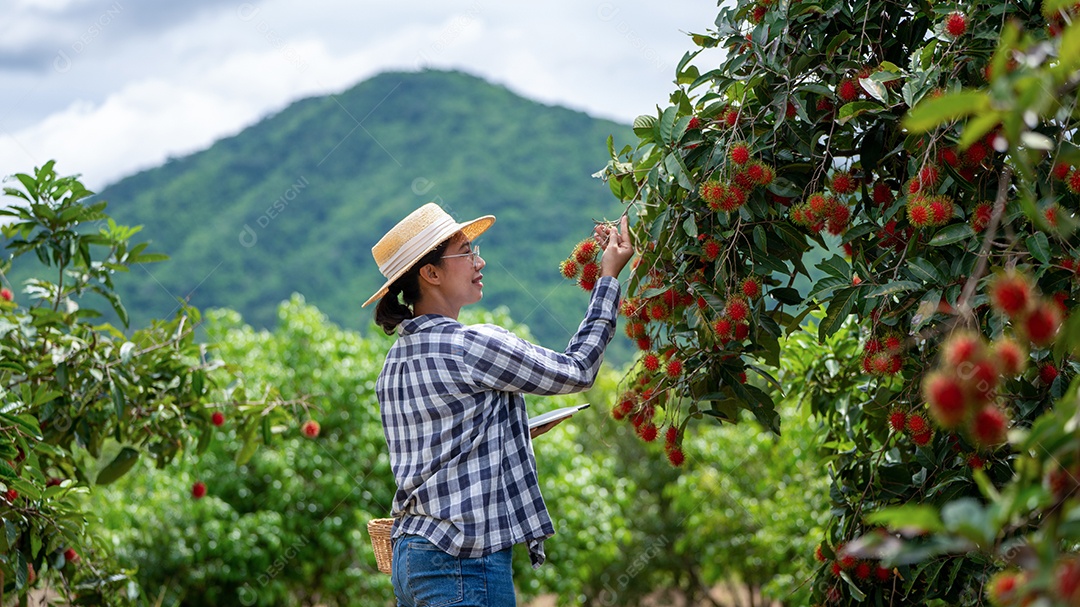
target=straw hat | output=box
[362,203,494,307]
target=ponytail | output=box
[374,239,453,334]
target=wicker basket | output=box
[367,518,395,574]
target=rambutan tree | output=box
[0,163,290,604]
[596,0,1080,603]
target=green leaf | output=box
[866,504,945,533]
[236,420,260,466]
[904,91,990,133]
[769,287,803,305]
[111,381,126,420]
[818,287,859,341]
[96,447,140,485]
[1058,20,1080,74]
[941,498,995,546]
[929,223,975,246]
[859,78,888,105]
[866,281,922,298]
[1026,232,1050,265]
[633,114,657,139]
[837,100,882,125]
[906,258,942,284]
[816,255,851,281]
[682,215,698,239]
[825,31,853,57]
[658,106,678,144]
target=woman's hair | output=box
[374,238,454,334]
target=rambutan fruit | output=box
[730,141,752,165]
[838,78,860,102]
[928,196,953,225]
[648,301,670,321]
[970,405,1008,447]
[1023,301,1061,346]
[665,358,683,378]
[717,185,747,212]
[642,352,661,372]
[702,238,722,261]
[906,413,929,435]
[1039,361,1059,384]
[924,371,969,429]
[986,571,1022,606]
[580,262,601,284]
[964,141,988,167]
[726,296,751,323]
[831,171,857,195]
[560,258,580,279]
[713,318,735,340]
[734,322,750,340]
[945,12,968,37]
[701,180,726,210]
[573,239,599,264]
[1068,170,1080,194]
[741,276,762,299]
[888,409,908,433]
[918,164,941,190]
[908,200,932,227]
[989,271,1033,318]
[807,192,831,216]
[872,182,894,205]
[992,338,1027,375]
[940,147,960,167]
[911,430,933,446]
[942,331,985,367]
[971,202,992,232]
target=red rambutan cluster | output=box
[989,270,1062,346]
[860,333,904,377]
[790,192,851,235]
[906,193,955,228]
[921,331,1022,449]
[561,238,602,291]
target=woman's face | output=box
[438,235,486,308]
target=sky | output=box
[1,0,724,190]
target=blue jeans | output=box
[391,535,516,607]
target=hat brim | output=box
[362,215,494,308]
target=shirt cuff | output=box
[588,276,621,324]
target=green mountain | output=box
[96,69,635,357]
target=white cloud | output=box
[1,0,723,188]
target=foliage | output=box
[84,294,834,606]
[90,296,398,606]
[598,0,1080,603]
[0,163,282,604]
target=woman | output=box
[363,203,633,606]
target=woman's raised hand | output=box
[597,215,634,279]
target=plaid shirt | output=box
[377,276,620,568]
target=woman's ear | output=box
[418,264,441,286]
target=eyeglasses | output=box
[441,245,481,267]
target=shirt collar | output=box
[399,314,459,336]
